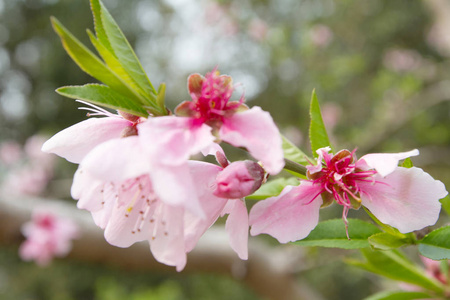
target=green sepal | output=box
[418,226,450,260]
[309,89,333,157]
[293,218,381,249]
[56,84,149,117]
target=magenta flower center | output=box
[307,149,376,209]
[189,71,242,127]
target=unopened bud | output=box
[214,160,265,199]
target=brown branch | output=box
[0,195,324,300]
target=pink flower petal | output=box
[149,205,187,272]
[308,147,332,174]
[224,199,249,260]
[42,117,131,163]
[80,136,150,182]
[249,181,323,243]
[219,106,284,175]
[149,163,205,218]
[357,149,419,177]
[138,116,215,165]
[359,167,447,233]
[184,161,227,252]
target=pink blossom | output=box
[42,102,138,164]
[19,210,79,266]
[172,69,284,174]
[71,159,251,270]
[250,147,448,243]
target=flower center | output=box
[307,149,376,209]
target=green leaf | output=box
[364,207,406,237]
[418,226,450,260]
[91,0,157,98]
[281,135,311,165]
[348,249,444,293]
[90,0,112,53]
[51,17,148,108]
[293,219,381,249]
[156,83,166,112]
[363,291,433,300]
[369,232,415,250]
[56,84,149,117]
[309,89,332,157]
[401,157,413,168]
[439,195,450,216]
[87,30,149,104]
[246,177,300,200]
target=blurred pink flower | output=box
[19,210,79,266]
[1,135,55,197]
[248,18,268,41]
[383,49,422,72]
[0,141,22,165]
[309,24,333,48]
[250,147,448,243]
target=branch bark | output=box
[0,194,323,300]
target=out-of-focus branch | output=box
[355,80,450,154]
[0,195,324,300]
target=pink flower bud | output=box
[214,160,265,199]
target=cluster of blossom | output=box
[0,135,55,196]
[19,209,79,266]
[43,69,448,271]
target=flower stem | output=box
[283,158,307,176]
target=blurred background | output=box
[0,0,449,299]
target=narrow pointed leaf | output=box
[246,177,300,200]
[363,291,433,300]
[282,135,311,165]
[51,17,147,107]
[309,89,332,157]
[418,226,450,260]
[90,0,112,53]
[293,219,381,249]
[87,30,144,98]
[93,0,157,97]
[368,232,415,250]
[57,84,148,117]
[156,83,166,111]
[349,249,445,293]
